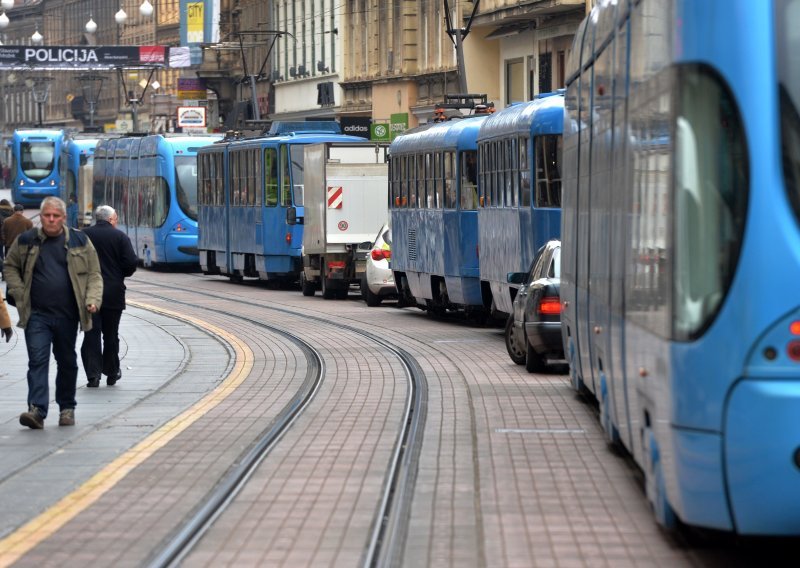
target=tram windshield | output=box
[174,156,198,221]
[776,0,800,221]
[20,141,55,181]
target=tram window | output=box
[520,137,531,207]
[155,177,169,228]
[388,159,397,208]
[535,135,562,208]
[20,141,55,181]
[432,153,441,209]
[281,146,292,206]
[417,154,427,208]
[491,142,500,206]
[673,64,748,341]
[511,138,519,207]
[505,139,514,206]
[406,156,416,208]
[290,147,304,206]
[175,156,199,221]
[460,151,478,210]
[216,154,224,206]
[444,152,456,208]
[264,148,278,206]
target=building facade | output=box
[0,0,595,134]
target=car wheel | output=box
[301,272,316,297]
[361,276,382,306]
[525,340,547,373]
[504,316,526,365]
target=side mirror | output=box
[507,272,527,285]
[286,206,297,225]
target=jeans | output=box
[80,309,123,379]
[24,312,79,419]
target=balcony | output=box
[472,0,586,27]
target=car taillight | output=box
[538,296,561,315]
[328,260,346,270]
[371,249,391,261]
[791,321,800,335]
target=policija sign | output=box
[0,45,166,70]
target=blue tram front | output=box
[93,134,221,266]
[9,129,65,208]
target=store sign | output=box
[178,78,207,100]
[390,113,409,140]
[177,106,207,128]
[370,122,390,142]
[341,117,371,138]
[187,2,205,43]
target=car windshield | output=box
[381,226,392,247]
[21,141,55,181]
[175,156,198,221]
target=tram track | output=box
[134,282,428,568]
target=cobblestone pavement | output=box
[0,273,787,567]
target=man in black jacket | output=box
[80,205,138,387]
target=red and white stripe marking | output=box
[327,186,343,209]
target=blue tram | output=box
[389,114,490,315]
[196,122,365,283]
[476,92,565,317]
[562,0,800,535]
[93,134,221,266]
[59,136,100,227]
[8,129,65,207]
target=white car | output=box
[361,223,396,306]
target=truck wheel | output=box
[321,277,335,299]
[361,276,382,307]
[301,273,316,297]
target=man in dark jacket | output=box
[80,205,138,388]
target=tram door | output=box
[261,144,295,273]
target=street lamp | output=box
[31,25,43,45]
[0,12,8,29]
[85,14,98,35]
[76,73,106,130]
[140,0,154,17]
[115,6,127,25]
[25,76,53,127]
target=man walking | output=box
[2,203,33,255]
[81,205,137,387]
[4,196,103,429]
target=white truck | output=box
[301,142,389,299]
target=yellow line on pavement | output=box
[0,301,254,567]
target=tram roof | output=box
[477,93,565,141]
[389,115,488,155]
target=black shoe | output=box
[20,405,45,429]
[87,377,101,388]
[107,370,122,386]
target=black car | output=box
[504,240,564,372]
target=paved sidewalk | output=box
[0,286,233,539]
